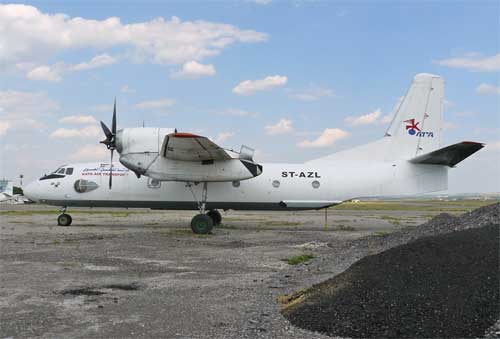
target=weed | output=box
[373,231,391,237]
[285,253,314,265]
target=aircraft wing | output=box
[161,132,232,161]
[409,141,484,167]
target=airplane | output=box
[0,179,14,202]
[0,180,31,204]
[24,73,484,234]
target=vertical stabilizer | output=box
[385,73,444,156]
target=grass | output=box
[218,223,238,229]
[154,229,212,237]
[0,210,146,216]
[336,224,356,231]
[334,200,495,212]
[285,253,314,265]
[261,220,304,227]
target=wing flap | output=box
[161,132,232,161]
[409,141,484,167]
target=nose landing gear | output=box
[57,207,72,226]
[186,182,223,234]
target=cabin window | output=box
[312,180,320,189]
[74,179,99,193]
[66,168,74,175]
[272,180,280,188]
[147,178,161,189]
[232,181,240,188]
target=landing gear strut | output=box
[186,182,222,234]
[57,207,72,226]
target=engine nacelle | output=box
[116,127,262,182]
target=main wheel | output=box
[191,214,214,234]
[57,213,72,226]
[207,210,222,226]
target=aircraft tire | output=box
[58,213,72,226]
[191,214,214,234]
[207,210,222,226]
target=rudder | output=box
[385,73,444,157]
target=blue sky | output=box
[0,1,499,193]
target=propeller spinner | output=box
[100,99,117,189]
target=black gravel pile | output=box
[364,202,499,250]
[283,223,500,338]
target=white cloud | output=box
[24,54,117,82]
[265,118,294,135]
[0,90,59,121]
[171,61,216,79]
[476,83,500,95]
[70,54,116,71]
[26,65,62,82]
[233,75,287,95]
[214,132,234,143]
[289,86,334,101]
[380,114,394,125]
[249,0,272,4]
[121,85,136,93]
[50,125,101,138]
[0,4,267,71]
[0,121,10,136]
[435,53,500,72]
[215,108,259,117]
[134,98,175,110]
[58,115,97,124]
[297,128,349,148]
[70,144,109,161]
[344,108,382,126]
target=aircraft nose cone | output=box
[23,181,40,202]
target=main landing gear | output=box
[57,207,72,226]
[187,182,222,234]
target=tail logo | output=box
[404,119,421,135]
[403,118,434,138]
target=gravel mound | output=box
[363,203,499,250]
[282,204,500,338]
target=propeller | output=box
[100,99,117,189]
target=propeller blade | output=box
[100,121,113,141]
[112,99,117,135]
[109,149,114,189]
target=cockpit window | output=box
[74,179,99,193]
[66,168,74,175]
[57,168,65,174]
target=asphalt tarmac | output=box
[0,202,497,338]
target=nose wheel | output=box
[57,213,72,226]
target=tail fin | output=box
[385,73,444,156]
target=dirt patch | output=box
[102,283,140,291]
[61,282,140,296]
[282,223,500,338]
[61,287,106,296]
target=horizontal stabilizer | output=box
[409,141,484,167]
